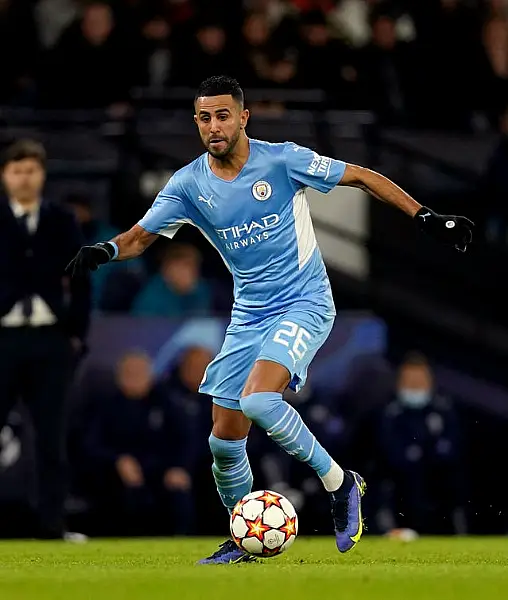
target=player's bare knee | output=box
[212,405,250,440]
[211,423,248,441]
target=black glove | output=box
[65,242,116,277]
[414,207,474,253]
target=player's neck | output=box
[208,135,250,181]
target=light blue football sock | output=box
[209,434,253,512]
[240,391,337,481]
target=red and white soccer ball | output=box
[230,490,298,557]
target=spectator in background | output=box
[65,194,146,311]
[377,352,466,535]
[34,0,80,49]
[244,0,297,30]
[84,351,194,535]
[40,1,133,109]
[239,17,298,115]
[0,0,39,105]
[358,12,420,125]
[240,11,274,87]
[264,48,298,89]
[332,0,378,48]
[152,317,223,528]
[132,243,211,318]
[153,317,224,439]
[296,10,359,107]
[244,0,300,51]
[173,20,234,87]
[238,7,300,114]
[478,104,508,247]
[333,0,417,48]
[133,12,173,90]
[161,342,215,463]
[482,0,508,122]
[112,1,174,90]
[0,139,91,540]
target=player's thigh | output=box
[212,404,251,440]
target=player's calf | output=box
[240,390,345,491]
[209,434,253,512]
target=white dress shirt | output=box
[1,200,57,327]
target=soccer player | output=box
[67,76,473,563]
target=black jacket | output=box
[0,198,91,340]
[84,383,194,473]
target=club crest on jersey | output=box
[252,180,272,201]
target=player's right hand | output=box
[65,242,115,276]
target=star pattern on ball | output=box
[232,502,244,517]
[258,491,283,508]
[246,516,271,542]
[280,516,297,541]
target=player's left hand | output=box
[414,207,474,253]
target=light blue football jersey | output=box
[138,139,346,325]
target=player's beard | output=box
[206,129,241,160]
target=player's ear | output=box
[193,114,198,125]
[240,109,249,129]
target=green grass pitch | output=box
[0,537,507,600]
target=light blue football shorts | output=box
[199,304,335,411]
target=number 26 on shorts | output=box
[273,321,312,365]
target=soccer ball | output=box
[230,490,298,557]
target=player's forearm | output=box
[340,164,421,217]
[110,225,157,260]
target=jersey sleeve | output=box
[137,176,191,239]
[284,142,346,193]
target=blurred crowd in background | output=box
[1,0,508,541]
[68,346,473,538]
[3,0,508,130]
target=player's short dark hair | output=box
[195,75,244,108]
[2,139,47,169]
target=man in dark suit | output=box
[0,139,91,539]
